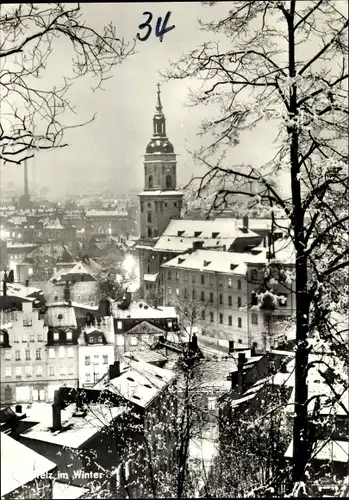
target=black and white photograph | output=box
[0,1,348,498]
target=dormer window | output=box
[66,330,73,341]
[98,336,103,343]
[0,333,3,343]
[212,232,219,238]
[53,332,59,341]
[88,336,94,344]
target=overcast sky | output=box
[2,2,281,199]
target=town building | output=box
[78,317,115,388]
[0,301,49,405]
[136,85,184,298]
[160,238,296,349]
[44,304,80,400]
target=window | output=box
[116,334,125,346]
[209,292,213,303]
[29,333,35,342]
[66,330,73,341]
[238,279,242,290]
[68,365,74,375]
[219,294,223,304]
[147,212,152,224]
[208,397,216,410]
[36,349,41,360]
[192,289,196,300]
[5,350,10,361]
[219,313,223,324]
[210,312,214,323]
[252,313,258,325]
[15,350,21,361]
[25,349,31,360]
[184,271,188,282]
[49,348,55,359]
[192,274,196,283]
[238,297,242,307]
[228,315,232,326]
[238,317,242,328]
[36,366,43,377]
[85,355,91,365]
[176,271,180,281]
[219,277,223,287]
[25,366,32,377]
[184,288,188,299]
[148,175,153,188]
[86,373,91,383]
[49,366,54,376]
[60,366,65,376]
[0,333,3,343]
[22,334,28,343]
[228,278,232,288]
[167,271,172,280]
[167,287,172,296]
[59,346,65,358]
[279,296,288,307]
[37,333,43,342]
[130,337,138,346]
[201,310,205,320]
[200,291,205,302]
[166,174,172,189]
[5,367,11,378]
[201,275,205,285]
[53,332,59,341]
[94,354,99,363]
[176,288,180,297]
[103,355,108,365]
[117,320,122,330]
[67,347,74,358]
[228,296,232,306]
[167,320,173,328]
[147,227,152,237]
[15,367,21,378]
[23,318,32,327]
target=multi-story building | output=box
[0,301,48,405]
[160,238,295,350]
[44,305,79,401]
[135,85,184,299]
[78,316,115,387]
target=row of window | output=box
[11,332,45,343]
[4,365,74,378]
[3,346,76,361]
[85,354,109,365]
[167,271,242,289]
[189,309,258,326]
[170,288,245,307]
[53,331,73,341]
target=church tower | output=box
[137,85,184,299]
[139,84,183,239]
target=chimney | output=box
[191,333,198,349]
[25,279,29,287]
[192,240,203,251]
[15,404,22,414]
[64,281,70,302]
[52,403,61,431]
[228,340,235,355]
[8,270,14,283]
[242,215,249,233]
[109,360,121,380]
[237,352,247,394]
[2,279,7,297]
[251,342,257,357]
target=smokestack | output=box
[24,159,29,198]
[8,270,14,283]
[242,215,249,233]
[192,241,204,251]
[191,333,198,349]
[52,403,61,431]
[25,279,29,287]
[109,360,121,380]
[2,279,7,297]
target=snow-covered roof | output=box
[1,432,57,497]
[139,190,184,196]
[123,350,167,364]
[85,209,127,217]
[44,218,65,229]
[44,305,77,327]
[123,320,166,335]
[20,402,125,449]
[285,439,349,463]
[111,300,177,320]
[144,273,158,282]
[0,281,43,298]
[7,243,38,249]
[94,360,176,408]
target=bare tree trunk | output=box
[287,1,310,483]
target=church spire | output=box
[153,83,166,137]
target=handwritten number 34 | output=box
[137,11,175,43]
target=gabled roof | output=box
[111,300,177,320]
[1,432,57,497]
[124,320,166,335]
[44,305,77,328]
